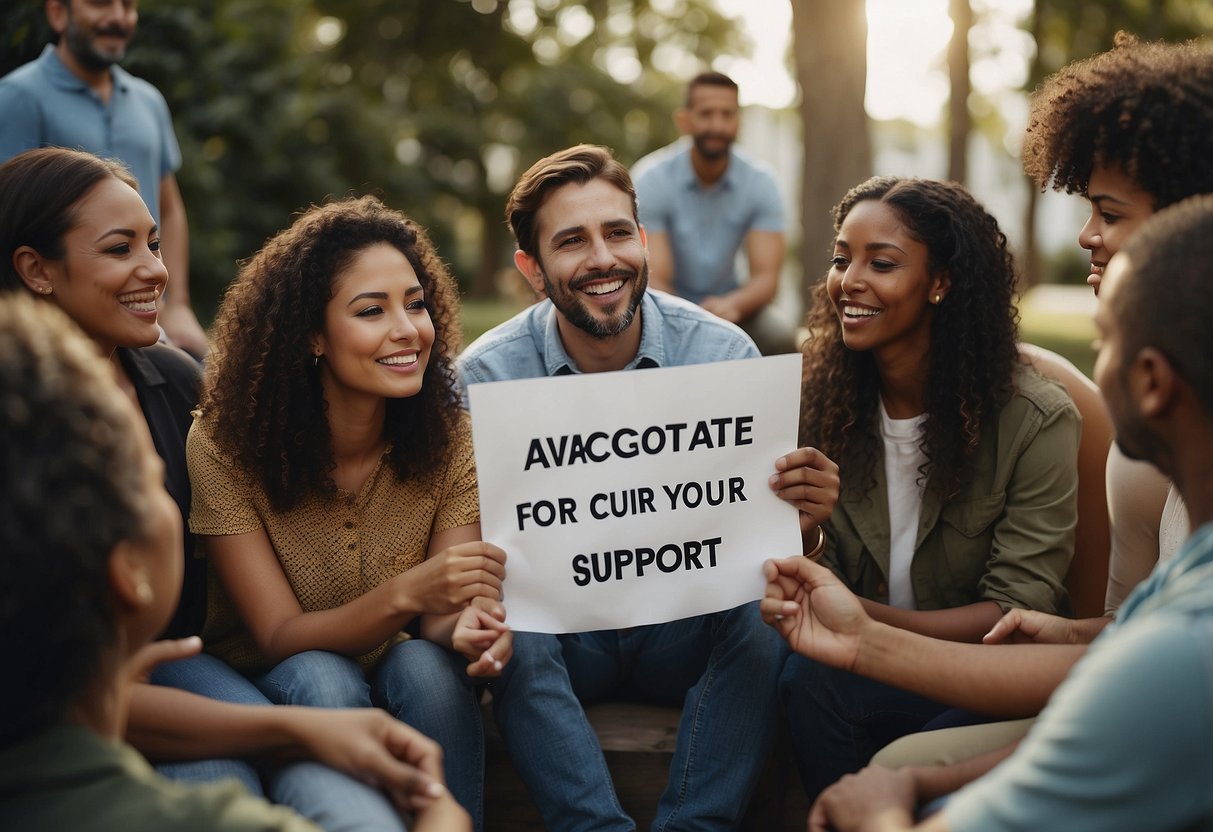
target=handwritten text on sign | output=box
[467,354,803,634]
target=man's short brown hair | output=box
[506,144,638,257]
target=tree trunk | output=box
[791,0,872,311]
[1020,2,1045,289]
[947,0,972,184]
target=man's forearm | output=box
[855,621,1085,717]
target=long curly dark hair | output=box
[0,295,150,744]
[800,176,1020,499]
[1022,32,1213,206]
[202,196,463,512]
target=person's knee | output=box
[259,650,369,707]
[374,640,473,712]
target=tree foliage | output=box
[1,0,738,318]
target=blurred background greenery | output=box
[2,0,1207,376]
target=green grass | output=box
[458,291,1099,379]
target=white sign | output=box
[468,354,803,634]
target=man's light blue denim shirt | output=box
[456,289,759,407]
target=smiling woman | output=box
[193,195,501,830]
[782,175,1080,800]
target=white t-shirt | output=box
[880,401,928,610]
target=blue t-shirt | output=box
[0,44,181,222]
[632,140,783,303]
[456,289,758,404]
[945,522,1213,832]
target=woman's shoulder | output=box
[1005,361,1082,420]
[121,343,202,397]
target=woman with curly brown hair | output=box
[190,196,508,830]
[1018,33,1213,620]
[776,176,1080,800]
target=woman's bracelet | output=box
[804,525,826,561]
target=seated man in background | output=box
[632,71,796,355]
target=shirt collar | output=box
[539,291,664,376]
[677,143,737,192]
[118,346,167,388]
[39,43,128,95]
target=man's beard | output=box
[543,262,649,340]
[692,132,733,161]
[65,22,130,71]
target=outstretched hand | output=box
[769,447,840,542]
[759,557,866,671]
[983,608,1103,645]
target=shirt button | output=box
[344,521,354,529]
[876,582,888,596]
[347,542,357,550]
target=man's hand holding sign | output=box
[469,353,827,634]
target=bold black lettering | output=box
[710,417,731,446]
[683,539,703,569]
[734,415,754,446]
[703,536,722,567]
[636,547,656,576]
[590,492,608,520]
[572,554,590,586]
[729,477,747,503]
[545,435,568,466]
[614,549,634,578]
[662,482,682,510]
[524,440,549,471]
[688,420,713,451]
[585,431,609,463]
[612,428,639,458]
[657,544,682,572]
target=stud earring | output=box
[932,294,942,304]
[39,286,52,295]
[313,354,320,367]
[135,582,154,604]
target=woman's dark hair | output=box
[1023,32,1213,208]
[0,147,138,291]
[0,294,149,744]
[800,176,1020,498]
[202,195,463,511]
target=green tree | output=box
[2,0,738,319]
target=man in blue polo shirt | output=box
[633,71,796,355]
[0,0,208,358]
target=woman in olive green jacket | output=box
[777,176,1080,800]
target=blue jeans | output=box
[150,652,407,831]
[780,654,949,801]
[491,601,787,832]
[255,641,484,831]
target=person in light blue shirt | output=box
[632,72,795,355]
[457,144,839,832]
[761,194,1213,832]
[0,0,208,358]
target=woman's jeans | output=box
[150,651,409,832]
